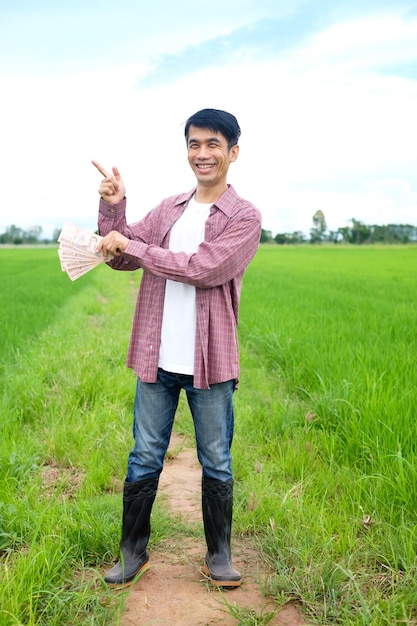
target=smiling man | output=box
[93,109,261,589]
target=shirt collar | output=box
[174,185,238,218]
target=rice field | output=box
[1,244,417,625]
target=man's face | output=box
[187,126,239,188]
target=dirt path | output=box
[118,433,309,626]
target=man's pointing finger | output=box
[91,159,111,178]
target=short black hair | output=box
[185,109,241,150]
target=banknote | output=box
[57,224,113,281]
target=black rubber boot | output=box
[104,477,158,586]
[202,477,241,587]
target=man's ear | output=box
[229,144,239,162]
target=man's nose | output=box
[197,144,210,158]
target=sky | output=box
[1,0,417,239]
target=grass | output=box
[1,244,417,624]
[232,244,417,624]
[220,593,279,625]
[0,249,169,624]
[0,248,89,363]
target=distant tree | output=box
[0,224,48,244]
[384,224,417,243]
[25,226,43,243]
[289,231,306,244]
[338,219,371,244]
[337,226,350,243]
[260,229,274,243]
[369,224,387,243]
[310,210,327,243]
[274,231,306,245]
[7,224,24,244]
[274,233,289,244]
[351,219,371,244]
[327,230,343,243]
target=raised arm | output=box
[92,160,131,260]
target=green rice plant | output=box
[2,244,417,624]
[0,248,89,362]
[0,249,188,625]
[0,254,141,624]
[234,244,417,623]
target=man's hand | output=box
[97,230,129,260]
[92,160,126,205]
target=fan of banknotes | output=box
[58,223,113,281]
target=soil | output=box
[116,433,309,626]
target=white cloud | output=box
[1,7,416,239]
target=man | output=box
[93,108,261,588]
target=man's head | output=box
[185,109,241,151]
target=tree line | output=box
[261,212,417,245]
[0,225,62,245]
[1,215,417,246]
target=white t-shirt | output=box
[158,196,211,374]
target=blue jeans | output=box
[126,369,235,483]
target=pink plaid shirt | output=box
[98,185,261,388]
